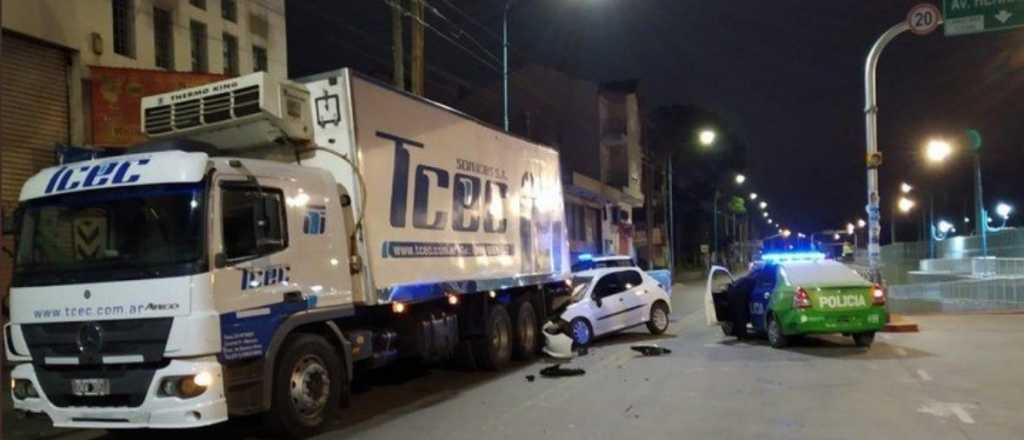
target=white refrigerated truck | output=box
[5,69,571,437]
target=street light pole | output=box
[973,152,987,256]
[502,2,512,132]
[864,20,912,283]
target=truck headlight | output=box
[12,379,39,400]
[158,373,210,399]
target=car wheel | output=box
[511,299,539,360]
[646,301,670,335]
[473,304,513,370]
[266,333,343,439]
[767,314,788,349]
[569,317,593,347]
[853,332,875,348]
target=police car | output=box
[558,267,672,346]
[709,252,887,348]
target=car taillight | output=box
[793,287,812,309]
[872,284,886,306]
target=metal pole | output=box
[974,152,987,256]
[712,188,719,264]
[928,193,935,258]
[890,204,896,244]
[864,21,911,283]
[667,155,675,272]
[501,2,511,132]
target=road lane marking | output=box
[894,347,908,357]
[918,401,976,425]
[950,405,975,424]
[917,369,932,381]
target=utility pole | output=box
[408,0,425,95]
[391,1,405,90]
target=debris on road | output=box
[631,344,672,356]
[540,364,586,378]
[525,375,536,382]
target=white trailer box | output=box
[299,70,570,305]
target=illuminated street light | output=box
[925,139,953,163]
[735,174,746,185]
[898,197,915,213]
[759,201,767,210]
[937,220,954,234]
[781,229,792,238]
[767,219,773,224]
[964,217,971,224]
[762,212,768,218]
[846,223,855,235]
[857,219,867,229]
[698,129,717,147]
[900,182,913,194]
[833,233,841,240]
[749,193,758,200]
[996,202,1013,220]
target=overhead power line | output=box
[383,0,500,72]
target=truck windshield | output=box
[13,183,207,287]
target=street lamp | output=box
[900,182,913,194]
[898,197,915,213]
[762,212,768,218]
[734,174,746,185]
[925,139,953,163]
[749,193,758,201]
[846,223,855,235]
[833,233,841,241]
[857,218,866,229]
[996,202,1012,220]
[767,218,773,224]
[759,201,767,210]
[698,129,717,147]
[781,229,792,238]
[937,220,954,234]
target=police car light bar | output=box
[577,253,594,262]
[761,252,826,263]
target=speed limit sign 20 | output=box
[908,3,941,35]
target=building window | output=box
[223,33,239,75]
[221,0,237,22]
[112,0,135,58]
[253,45,268,72]
[190,21,208,72]
[153,7,174,69]
[190,0,206,10]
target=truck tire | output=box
[767,314,788,349]
[646,301,670,335]
[474,304,513,370]
[853,332,875,348]
[511,299,539,360]
[266,333,343,439]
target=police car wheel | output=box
[767,315,788,349]
[853,332,875,348]
[646,302,670,335]
[267,333,343,439]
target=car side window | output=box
[620,270,643,289]
[221,185,288,262]
[593,273,627,299]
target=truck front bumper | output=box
[10,357,228,429]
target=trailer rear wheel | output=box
[266,333,343,439]
[474,304,513,370]
[512,299,539,360]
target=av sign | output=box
[943,0,1024,36]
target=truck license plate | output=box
[71,378,110,396]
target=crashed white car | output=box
[556,267,672,346]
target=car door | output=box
[590,272,630,335]
[617,269,650,327]
[749,266,778,332]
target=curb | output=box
[882,313,919,333]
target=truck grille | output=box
[144,85,261,135]
[21,318,173,365]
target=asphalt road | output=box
[6,279,1024,440]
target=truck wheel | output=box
[853,332,875,348]
[267,333,343,439]
[474,304,513,370]
[646,301,670,335]
[511,299,539,360]
[767,314,788,349]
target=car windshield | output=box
[570,276,594,303]
[13,183,207,286]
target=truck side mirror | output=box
[214,252,228,269]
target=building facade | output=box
[0,0,287,301]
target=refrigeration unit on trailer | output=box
[5,69,571,437]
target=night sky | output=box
[288,1,1024,240]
